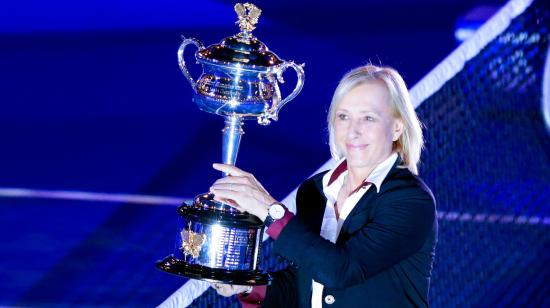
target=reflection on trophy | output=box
[156,3,304,285]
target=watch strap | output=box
[264,214,275,228]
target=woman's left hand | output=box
[209,163,276,221]
[210,282,251,297]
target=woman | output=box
[210,64,437,307]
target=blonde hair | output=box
[327,64,424,174]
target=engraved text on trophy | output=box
[196,74,275,102]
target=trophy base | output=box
[156,255,271,286]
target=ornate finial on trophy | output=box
[234,3,262,33]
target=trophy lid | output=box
[196,3,283,70]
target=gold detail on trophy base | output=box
[181,221,206,259]
[235,3,262,33]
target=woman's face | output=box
[333,81,403,171]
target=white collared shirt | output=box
[311,153,398,308]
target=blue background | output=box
[3,0,548,307]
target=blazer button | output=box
[324,295,335,305]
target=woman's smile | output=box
[346,143,369,151]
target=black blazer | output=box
[264,161,438,308]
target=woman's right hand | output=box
[211,282,251,297]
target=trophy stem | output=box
[222,115,244,170]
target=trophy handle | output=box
[273,61,305,115]
[177,37,204,90]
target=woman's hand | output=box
[210,163,276,221]
[211,282,251,297]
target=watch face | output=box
[269,203,285,220]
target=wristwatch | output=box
[264,202,286,227]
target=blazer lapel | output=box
[337,159,403,241]
[337,187,378,241]
[296,172,328,235]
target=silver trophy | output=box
[156,3,304,285]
